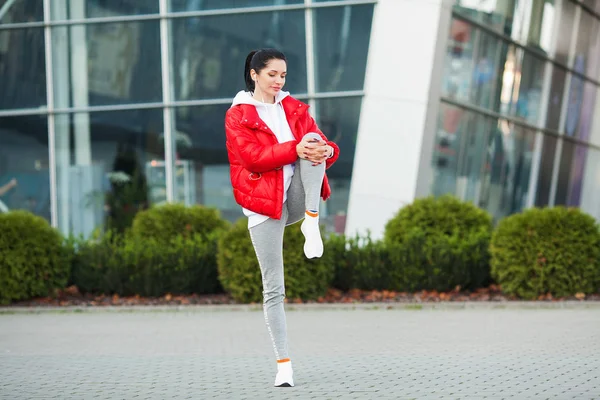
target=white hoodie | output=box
[231,90,297,228]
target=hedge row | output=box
[1,197,599,305]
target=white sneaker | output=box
[274,361,294,387]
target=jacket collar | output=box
[236,95,309,130]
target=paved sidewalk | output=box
[1,307,599,400]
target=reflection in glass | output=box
[314,5,374,92]
[0,28,46,110]
[545,66,566,130]
[51,21,162,108]
[170,0,302,12]
[575,8,600,80]
[85,0,159,18]
[316,97,362,234]
[54,109,164,237]
[431,103,534,221]
[555,0,575,65]
[170,105,242,223]
[589,86,600,147]
[579,146,600,220]
[554,139,574,205]
[171,11,306,101]
[514,52,546,124]
[534,134,557,206]
[0,116,50,220]
[0,0,43,23]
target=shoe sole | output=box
[275,383,293,387]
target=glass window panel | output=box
[534,134,557,206]
[545,66,566,130]
[0,28,46,110]
[170,0,302,12]
[453,0,519,34]
[316,96,362,234]
[579,146,600,220]
[54,109,164,237]
[0,0,43,23]
[171,11,306,101]
[514,52,546,125]
[576,81,598,141]
[589,85,600,147]
[314,5,374,92]
[431,103,535,221]
[575,8,600,80]
[52,0,159,19]
[555,0,576,65]
[170,104,242,223]
[554,138,575,205]
[0,115,50,220]
[525,0,555,53]
[51,21,162,108]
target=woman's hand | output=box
[296,136,332,166]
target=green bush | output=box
[71,230,221,297]
[0,211,71,304]
[328,233,391,291]
[491,207,600,299]
[217,219,335,303]
[384,195,493,292]
[131,203,228,242]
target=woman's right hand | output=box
[296,136,329,165]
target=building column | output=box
[345,0,454,239]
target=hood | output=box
[231,90,290,108]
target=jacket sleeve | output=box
[305,114,340,170]
[225,109,299,173]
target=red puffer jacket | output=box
[225,95,340,220]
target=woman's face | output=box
[253,58,287,98]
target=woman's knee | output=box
[303,132,321,141]
[263,285,285,305]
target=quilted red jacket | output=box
[225,95,340,220]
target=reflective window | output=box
[51,21,162,108]
[0,115,50,220]
[431,103,534,221]
[514,52,546,124]
[534,134,557,206]
[554,139,575,205]
[579,146,600,220]
[575,9,600,80]
[314,5,374,92]
[171,11,307,101]
[0,28,46,110]
[0,0,43,23]
[51,0,159,19]
[169,104,242,223]
[555,0,576,65]
[589,85,600,147]
[316,96,362,233]
[54,109,164,237]
[545,66,567,130]
[170,0,303,12]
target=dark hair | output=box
[244,48,287,92]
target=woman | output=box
[225,48,339,387]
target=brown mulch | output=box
[5,285,600,307]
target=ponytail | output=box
[244,50,258,92]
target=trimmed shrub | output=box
[131,203,228,242]
[384,195,493,292]
[491,207,600,299]
[71,231,221,297]
[328,233,391,291]
[217,219,335,303]
[0,211,71,304]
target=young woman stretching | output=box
[225,48,339,387]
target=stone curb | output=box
[1,301,599,314]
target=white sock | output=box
[300,211,323,259]
[274,360,294,387]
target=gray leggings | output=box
[249,135,326,361]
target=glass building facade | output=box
[0,0,375,237]
[431,0,600,222]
